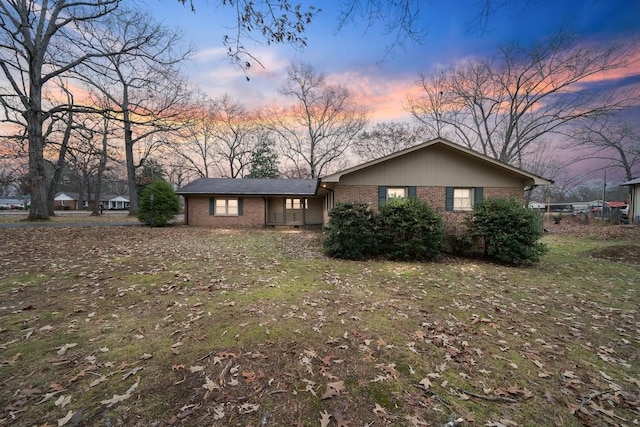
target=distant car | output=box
[620,205,630,224]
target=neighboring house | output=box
[54,192,81,210]
[54,192,130,210]
[177,138,553,228]
[106,196,130,210]
[621,177,640,224]
[0,198,27,209]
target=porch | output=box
[265,197,323,227]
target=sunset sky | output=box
[148,0,640,123]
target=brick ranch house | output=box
[177,138,553,227]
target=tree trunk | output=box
[47,109,73,216]
[26,106,50,220]
[92,124,109,216]
[125,127,138,216]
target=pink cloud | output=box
[326,70,420,122]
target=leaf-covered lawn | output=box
[0,224,638,426]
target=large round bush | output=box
[467,197,547,265]
[378,198,443,261]
[323,202,378,260]
[138,180,181,227]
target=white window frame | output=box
[285,198,307,209]
[453,188,473,211]
[387,187,407,199]
[214,198,239,216]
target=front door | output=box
[284,198,306,225]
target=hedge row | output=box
[323,197,547,265]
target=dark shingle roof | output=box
[177,178,320,196]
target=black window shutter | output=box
[445,187,454,211]
[378,186,387,209]
[408,186,417,199]
[238,198,243,216]
[209,198,215,215]
[474,187,484,205]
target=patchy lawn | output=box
[0,211,140,225]
[0,223,638,426]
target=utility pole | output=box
[602,171,607,221]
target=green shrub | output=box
[323,202,378,260]
[378,198,443,261]
[467,197,547,265]
[137,180,180,227]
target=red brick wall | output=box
[484,187,523,200]
[186,196,265,227]
[332,185,524,213]
[333,185,378,208]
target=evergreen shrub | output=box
[467,197,547,265]
[323,202,378,260]
[378,198,443,260]
[138,180,181,227]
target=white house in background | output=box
[54,192,130,210]
[0,198,26,209]
[106,196,130,210]
[621,178,640,224]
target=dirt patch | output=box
[587,244,640,264]
[544,215,640,240]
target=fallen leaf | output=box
[238,403,259,414]
[100,378,139,407]
[320,410,332,427]
[242,370,257,383]
[373,403,388,416]
[419,377,432,390]
[89,375,107,388]
[321,380,345,399]
[57,410,75,426]
[333,410,350,427]
[56,343,77,356]
[213,403,225,420]
[302,379,317,397]
[54,395,71,408]
[202,376,219,398]
[122,366,143,381]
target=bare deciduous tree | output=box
[409,32,640,169]
[178,0,318,70]
[171,94,257,178]
[353,121,424,162]
[335,0,425,61]
[171,95,220,179]
[0,0,120,220]
[210,94,256,178]
[568,114,640,182]
[268,62,367,178]
[74,6,194,215]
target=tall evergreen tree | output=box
[246,135,280,178]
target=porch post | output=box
[303,197,307,225]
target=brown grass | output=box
[0,222,638,426]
